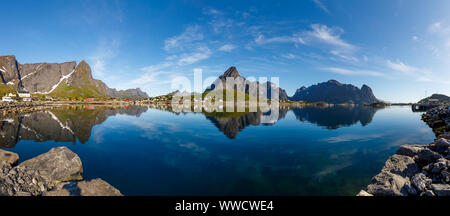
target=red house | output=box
[84,97,96,101]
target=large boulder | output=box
[396,145,424,157]
[435,138,450,154]
[17,147,83,182]
[0,149,19,166]
[366,171,415,196]
[381,154,419,178]
[44,178,123,196]
[416,148,442,166]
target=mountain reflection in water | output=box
[0,105,148,148]
[169,105,380,138]
[0,105,381,145]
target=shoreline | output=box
[359,105,450,196]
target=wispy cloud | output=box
[312,0,330,14]
[307,24,356,52]
[177,47,212,65]
[330,50,359,62]
[386,60,431,76]
[164,25,204,51]
[89,38,120,78]
[218,44,236,52]
[322,67,385,77]
[428,22,450,35]
[386,59,450,84]
[254,34,305,46]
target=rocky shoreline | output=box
[359,106,450,196]
[421,105,450,136]
[0,102,58,116]
[0,147,122,196]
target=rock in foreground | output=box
[18,147,83,182]
[0,149,19,166]
[44,178,123,196]
[0,147,122,196]
[361,138,450,196]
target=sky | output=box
[1,0,449,102]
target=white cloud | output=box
[164,25,203,51]
[307,24,356,51]
[428,22,450,34]
[322,67,385,77]
[141,62,173,73]
[312,0,330,14]
[386,60,417,74]
[386,60,432,76]
[385,59,449,84]
[412,36,419,41]
[177,47,212,65]
[89,39,120,78]
[203,8,223,15]
[218,44,236,52]
[330,50,359,62]
[363,55,369,62]
[281,53,299,59]
[254,34,305,45]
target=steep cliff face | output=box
[0,55,148,99]
[205,66,288,100]
[289,80,378,104]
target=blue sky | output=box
[1,0,449,102]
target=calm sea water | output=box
[0,105,434,195]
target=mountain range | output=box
[204,66,378,104]
[0,55,148,100]
[1,55,379,103]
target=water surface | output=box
[0,105,434,195]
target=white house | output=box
[2,96,14,102]
[18,92,31,98]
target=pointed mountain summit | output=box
[289,80,378,104]
[219,66,241,79]
[205,66,288,100]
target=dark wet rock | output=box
[435,138,450,153]
[18,146,83,182]
[382,154,419,178]
[411,173,432,192]
[422,190,436,196]
[44,178,122,196]
[397,145,424,157]
[0,149,19,166]
[416,148,442,166]
[431,184,450,196]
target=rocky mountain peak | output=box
[219,66,240,79]
[289,80,379,104]
[0,55,149,100]
[327,79,342,85]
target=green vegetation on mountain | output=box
[418,94,450,104]
[0,84,16,97]
[49,84,107,99]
